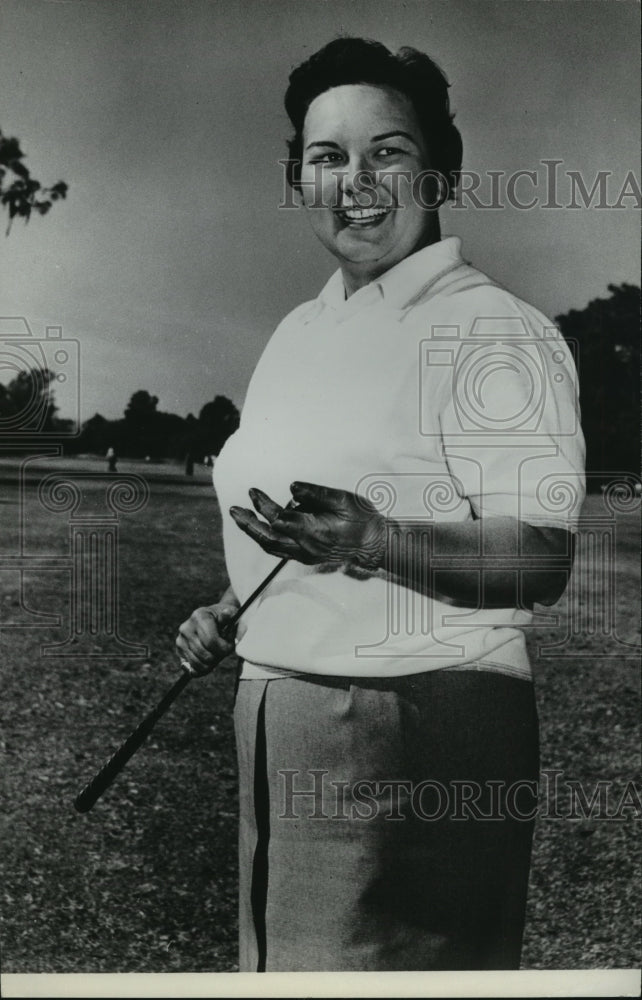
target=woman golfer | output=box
[176,37,585,971]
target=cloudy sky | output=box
[1,0,639,424]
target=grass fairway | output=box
[0,456,639,972]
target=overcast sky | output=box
[1,0,639,424]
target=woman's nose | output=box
[337,156,376,200]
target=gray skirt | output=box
[233,668,539,972]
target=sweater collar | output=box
[318,236,464,313]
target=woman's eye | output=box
[376,147,407,159]
[308,151,344,165]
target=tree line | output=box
[0,376,239,465]
[73,390,240,463]
[554,282,639,484]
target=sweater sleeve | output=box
[436,287,586,531]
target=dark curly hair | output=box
[284,37,463,201]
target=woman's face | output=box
[299,84,438,293]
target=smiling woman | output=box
[298,84,438,293]
[287,40,461,295]
[176,37,586,972]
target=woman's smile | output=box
[335,206,393,226]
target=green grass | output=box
[0,456,639,971]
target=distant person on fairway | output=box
[106,447,117,473]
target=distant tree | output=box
[556,283,640,485]
[153,409,188,458]
[0,129,68,235]
[122,390,159,457]
[197,395,240,457]
[124,390,159,424]
[76,413,112,455]
[0,366,58,432]
[175,412,198,464]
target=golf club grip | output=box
[74,671,192,813]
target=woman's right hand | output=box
[175,603,238,676]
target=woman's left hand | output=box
[229,481,388,570]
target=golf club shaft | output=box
[74,553,290,812]
[222,556,288,636]
[74,670,191,812]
